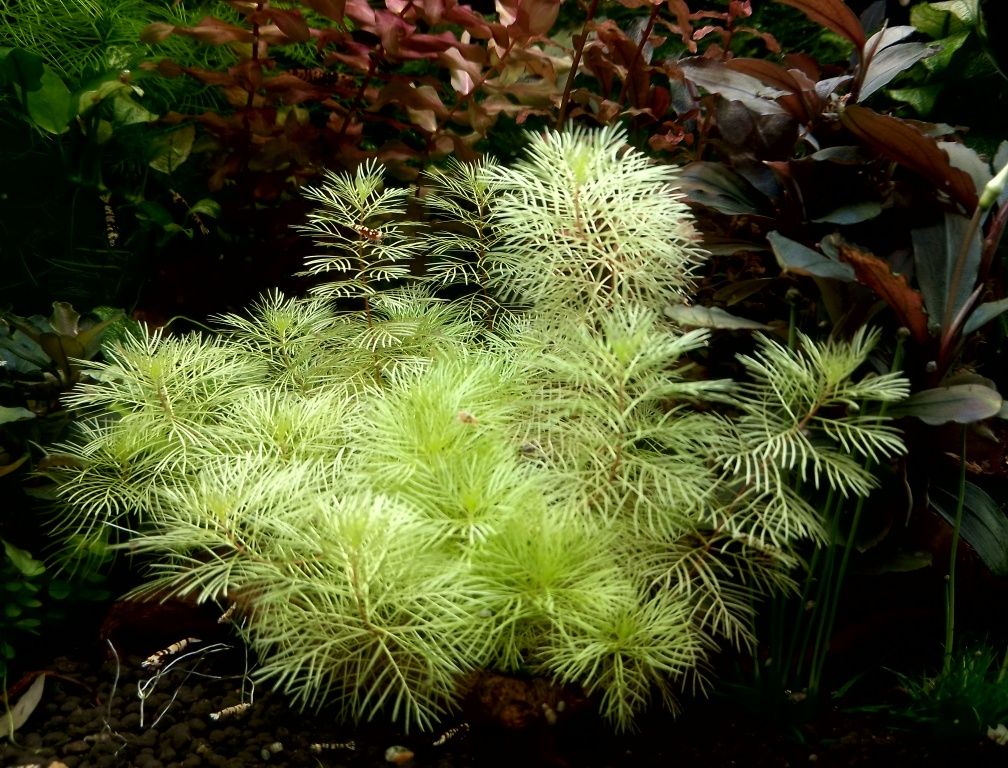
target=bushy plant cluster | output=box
[42,126,908,732]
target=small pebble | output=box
[62,740,90,755]
[385,745,415,764]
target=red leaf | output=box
[776,0,864,51]
[837,242,930,343]
[516,0,560,37]
[840,104,979,212]
[181,17,253,45]
[300,0,346,22]
[266,8,311,42]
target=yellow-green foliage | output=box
[43,125,910,732]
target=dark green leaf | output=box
[25,67,74,134]
[679,162,769,216]
[149,125,196,174]
[2,540,45,578]
[48,581,72,600]
[887,84,942,114]
[890,383,1002,424]
[962,298,1008,336]
[811,201,882,224]
[0,407,35,426]
[768,231,855,281]
[931,481,1008,576]
[912,213,981,332]
[0,49,45,91]
[110,93,157,126]
[189,198,222,218]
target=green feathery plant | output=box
[41,125,910,732]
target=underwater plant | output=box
[41,125,909,732]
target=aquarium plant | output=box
[40,126,909,732]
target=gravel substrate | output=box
[2,599,1004,768]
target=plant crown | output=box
[43,125,909,732]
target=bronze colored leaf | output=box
[776,0,865,50]
[266,8,311,43]
[840,104,979,212]
[301,0,346,22]
[837,241,930,343]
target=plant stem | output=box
[557,0,599,129]
[943,426,968,676]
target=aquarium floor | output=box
[2,600,1002,768]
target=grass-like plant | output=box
[42,125,910,732]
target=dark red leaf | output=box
[776,0,865,50]
[840,104,979,212]
[266,8,311,42]
[837,241,930,343]
[301,0,346,22]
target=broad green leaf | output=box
[189,198,221,218]
[890,383,1002,424]
[930,0,980,26]
[768,230,855,281]
[149,125,196,174]
[2,541,45,578]
[811,201,882,224]
[921,29,971,72]
[962,298,1008,336]
[0,673,46,739]
[665,304,770,330]
[77,79,130,114]
[110,93,157,126]
[25,67,74,134]
[0,407,35,426]
[888,84,942,114]
[0,48,45,91]
[931,480,1008,576]
[911,1,962,38]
